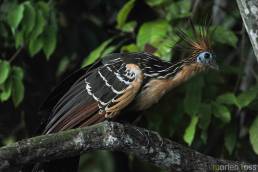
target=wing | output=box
[43,60,143,134]
[40,60,102,112]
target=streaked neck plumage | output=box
[155,58,197,79]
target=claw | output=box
[134,127,150,147]
[153,131,164,147]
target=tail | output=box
[27,62,103,172]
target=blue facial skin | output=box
[196,51,218,70]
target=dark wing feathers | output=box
[43,57,144,134]
[85,68,117,105]
[98,65,129,92]
[43,78,97,134]
[40,60,102,112]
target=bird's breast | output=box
[134,63,204,111]
[134,79,170,110]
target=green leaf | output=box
[9,66,24,106]
[22,2,36,37]
[198,104,211,130]
[165,0,191,21]
[145,0,167,6]
[184,76,204,116]
[121,21,137,32]
[0,78,12,102]
[116,0,135,29]
[7,3,25,32]
[11,75,24,107]
[82,38,113,67]
[0,23,9,38]
[198,104,211,144]
[0,60,11,85]
[237,86,258,109]
[213,26,238,48]
[212,102,231,123]
[12,66,24,80]
[136,20,170,50]
[56,56,70,77]
[37,1,50,17]
[156,37,178,61]
[30,10,46,41]
[183,115,199,146]
[121,44,139,52]
[29,37,43,56]
[43,25,57,59]
[224,125,237,155]
[200,130,208,144]
[168,105,184,137]
[102,46,116,56]
[249,116,258,155]
[198,103,211,144]
[217,93,238,106]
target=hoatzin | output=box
[31,25,218,172]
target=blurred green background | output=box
[0,0,258,171]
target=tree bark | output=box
[237,0,258,61]
[0,121,256,172]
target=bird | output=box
[30,24,218,172]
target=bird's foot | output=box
[134,127,150,147]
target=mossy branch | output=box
[0,121,255,172]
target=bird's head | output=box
[175,20,218,71]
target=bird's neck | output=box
[161,61,185,78]
[160,60,194,79]
[166,63,205,90]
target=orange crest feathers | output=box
[175,19,213,59]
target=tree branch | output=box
[0,121,255,172]
[237,0,258,61]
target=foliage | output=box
[116,0,136,29]
[0,0,258,171]
[183,115,199,146]
[0,59,24,106]
[250,116,258,155]
[0,0,58,106]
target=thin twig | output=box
[9,47,23,63]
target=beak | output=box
[209,60,219,70]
